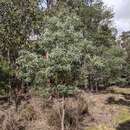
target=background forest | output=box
[0,0,130,97]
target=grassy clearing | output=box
[87,124,115,130]
[110,87,130,95]
[1,87,130,130]
[87,87,130,130]
[87,107,130,130]
[114,108,130,124]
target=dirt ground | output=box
[0,87,130,130]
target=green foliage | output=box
[0,0,41,51]
[0,0,43,97]
[120,31,130,84]
[17,11,82,95]
[0,0,127,97]
[16,50,47,84]
[17,0,125,96]
[55,84,77,96]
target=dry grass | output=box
[109,86,130,95]
[46,91,94,130]
[2,109,24,130]
[1,87,130,130]
[0,98,43,130]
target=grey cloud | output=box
[103,0,130,34]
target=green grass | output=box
[110,87,130,95]
[87,124,115,130]
[87,87,130,130]
[87,108,130,130]
[114,108,130,124]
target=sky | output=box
[102,0,130,34]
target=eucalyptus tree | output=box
[0,0,43,103]
[16,0,126,97]
[17,2,84,96]
[121,31,130,84]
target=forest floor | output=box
[87,87,130,130]
[0,87,130,130]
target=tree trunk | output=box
[95,81,98,92]
[47,0,55,9]
[61,97,65,130]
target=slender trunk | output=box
[61,97,65,130]
[90,78,93,92]
[7,50,12,104]
[7,49,22,111]
[88,74,91,91]
[47,0,54,9]
[83,60,88,90]
[95,81,98,92]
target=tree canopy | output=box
[0,0,128,98]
